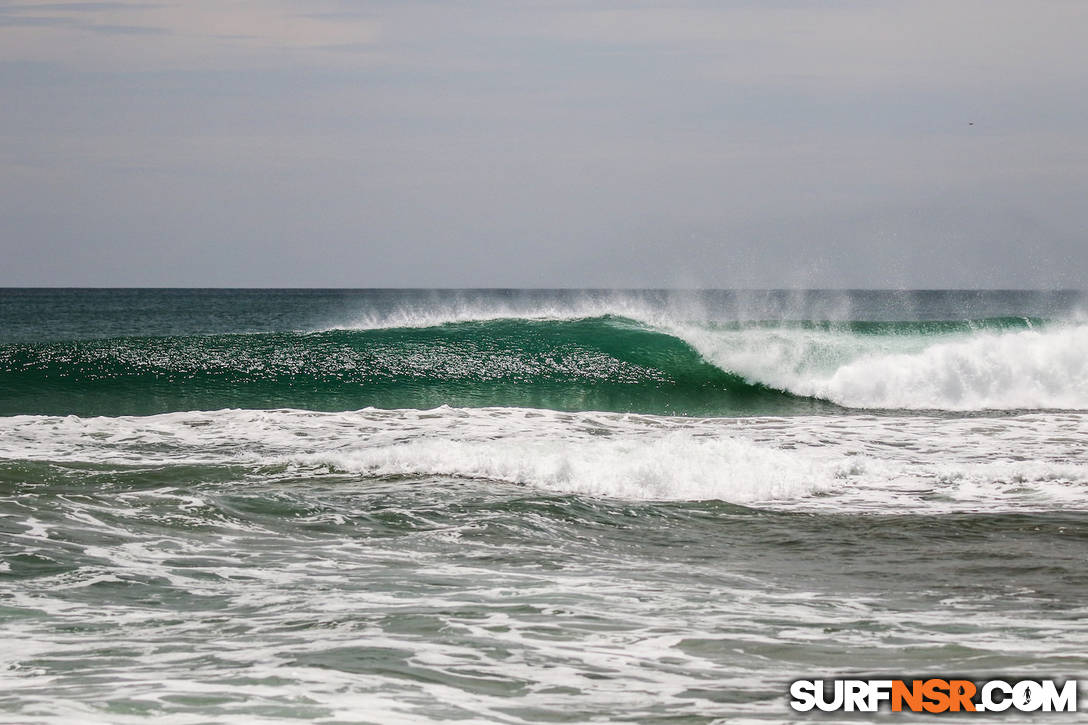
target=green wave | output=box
[0,315,1046,417]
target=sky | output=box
[1,0,1086,288]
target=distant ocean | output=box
[2,288,1087,723]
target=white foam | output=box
[668,322,1088,411]
[808,325,1088,410]
[291,433,842,503]
[2,407,1088,512]
[0,409,846,504]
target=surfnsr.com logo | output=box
[789,679,1077,713]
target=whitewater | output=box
[2,407,1086,513]
[667,320,1088,410]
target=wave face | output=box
[2,311,1086,415]
[0,318,810,417]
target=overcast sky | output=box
[1,0,1086,287]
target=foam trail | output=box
[293,434,842,503]
[0,409,845,503]
[3,408,1088,511]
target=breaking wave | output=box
[1,312,1085,415]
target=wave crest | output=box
[672,322,1088,410]
[2,312,1086,414]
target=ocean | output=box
[1,288,1086,723]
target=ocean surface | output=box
[1,288,1087,723]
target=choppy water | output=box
[1,289,1087,723]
